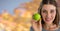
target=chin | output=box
[45,21,53,24]
[44,20,53,24]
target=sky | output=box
[0,0,32,15]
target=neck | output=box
[44,23,53,29]
[44,23,53,30]
[45,23,53,27]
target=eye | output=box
[42,10,47,13]
[50,10,55,13]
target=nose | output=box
[46,12,51,18]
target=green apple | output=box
[33,13,41,21]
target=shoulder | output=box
[58,25,60,29]
[55,25,60,31]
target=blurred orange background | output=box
[0,0,42,31]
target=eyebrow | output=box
[41,9,56,13]
[42,9,47,12]
[50,9,56,12]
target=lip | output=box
[45,18,51,22]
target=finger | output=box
[39,19,42,24]
[31,19,38,24]
[36,19,42,31]
[39,19,42,28]
[32,21,39,31]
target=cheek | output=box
[51,13,56,19]
[41,12,47,20]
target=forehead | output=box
[42,4,56,10]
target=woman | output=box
[30,0,60,31]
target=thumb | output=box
[39,19,42,27]
[38,19,42,31]
[39,19,42,24]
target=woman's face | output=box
[41,4,56,24]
